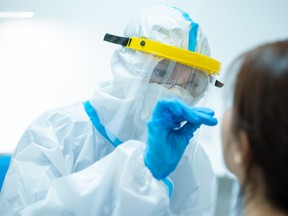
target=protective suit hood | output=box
[91,5,212,143]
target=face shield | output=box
[104,34,222,121]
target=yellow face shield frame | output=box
[104,33,223,87]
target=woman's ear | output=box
[232,130,250,182]
[233,152,242,165]
[239,129,251,164]
[221,107,250,180]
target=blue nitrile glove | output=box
[144,98,218,180]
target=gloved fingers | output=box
[171,98,214,115]
[176,122,200,139]
[189,110,217,126]
[151,98,217,126]
[168,98,216,121]
[174,100,217,126]
[174,106,217,126]
[152,98,182,118]
[191,107,215,116]
[150,99,186,128]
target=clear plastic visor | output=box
[150,59,211,99]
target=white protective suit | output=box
[0,5,217,216]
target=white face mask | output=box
[161,84,193,97]
[140,83,199,121]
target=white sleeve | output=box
[3,140,170,216]
[0,105,170,216]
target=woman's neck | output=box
[244,195,287,216]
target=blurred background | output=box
[0,0,287,215]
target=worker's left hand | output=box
[144,98,217,180]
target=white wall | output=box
[1,0,288,176]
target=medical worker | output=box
[0,5,222,215]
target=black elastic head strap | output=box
[104,34,130,46]
[215,80,224,88]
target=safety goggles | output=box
[150,59,212,98]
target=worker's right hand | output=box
[144,98,217,180]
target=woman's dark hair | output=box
[232,40,288,212]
